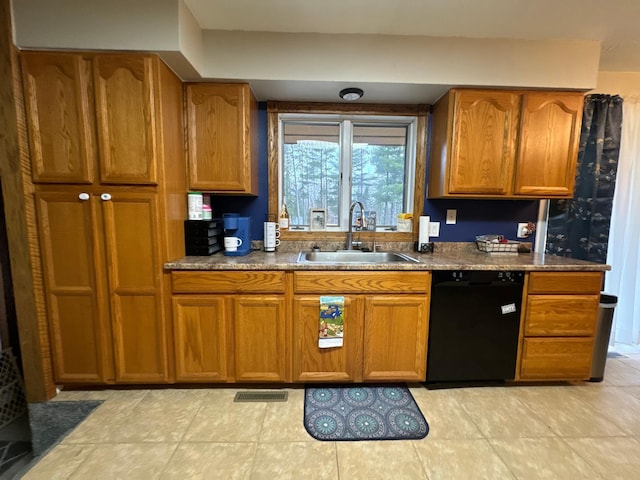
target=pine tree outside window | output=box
[278,114,417,231]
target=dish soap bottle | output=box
[279,199,290,230]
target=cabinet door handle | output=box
[78,192,90,201]
[100,193,112,201]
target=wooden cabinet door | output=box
[93,54,158,185]
[514,92,583,196]
[520,338,593,380]
[21,52,96,184]
[101,191,168,382]
[173,296,230,382]
[35,189,112,382]
[362,295,429,381]
[186,83,257,194]
[233,295,287,381]
[448,90,521,195]
[292,296,363,382]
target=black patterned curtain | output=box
[546,94,623,263]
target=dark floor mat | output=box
[304,385,429,441]
[0,440,32,479]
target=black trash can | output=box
[589,293,618,382]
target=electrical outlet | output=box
[446,209,457,225]
[429,221,440,237]
[517,223,529,238]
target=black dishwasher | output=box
[427,270,524,383]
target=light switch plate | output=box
[429,222,440,237]
[446,209,457,225]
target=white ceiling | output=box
[12,0,638,103]
[185,0,640,73]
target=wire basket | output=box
[0,349,27,429]
[476,235,520,254]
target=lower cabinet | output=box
[125,268,606,385]
[233,296,287,382]
[293,296,363,382]
[518,272,602,381]
[172,271,430,383]
[292,272,431,382]
[362,296,429,381]
[172,296,230,382]
[520,338,595,379]
[171,271,288,382]
[37,188,170,384]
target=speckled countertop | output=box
[165,242,610,272]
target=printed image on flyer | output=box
[319,296,345,348]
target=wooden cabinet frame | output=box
[429,88,584,199]
[516,271,602,381]
[292,271,431,382]
[22,51,187,387]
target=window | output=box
[268,103,427,239]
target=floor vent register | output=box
[233,391,289,403]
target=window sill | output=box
[280,230,415,242]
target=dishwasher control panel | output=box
[434,270,524,285]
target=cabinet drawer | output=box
[293,272,430,294]
[171,271,285,294]
[525,295,599,336]
[528,272,602,294]
[520,337,593,380]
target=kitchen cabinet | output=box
[36,188,169,382]
[362,295,429,381]
[518,271,602,380]
[293,296,363,382]
[513,92,583,196]
[34,189,112,383]
[21,52,159,185]
[185,83,258,194]
[92,54,158,184]
[172,296,230,382]
[171,271,288,382]
[233,295,288,382]
[25,51,187,384]
[20,52,95,184]
[292,272,430,382]
[428,89,583,198]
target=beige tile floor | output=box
[22,346,640,480]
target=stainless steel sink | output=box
[296,250,419,264]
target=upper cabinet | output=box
[92,55,158,184]
[428,89,583,199]
[21,52,159,185]
[513,93,583,196]
[21,53,95,184]
[185,83,258,195]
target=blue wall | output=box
[211,102,540,243]
[423,198,538,242]
[210,103,270,240]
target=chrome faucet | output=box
[346,201,366,250]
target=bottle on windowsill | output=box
[279,199,290,231]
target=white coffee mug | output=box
[264,222,281,252]
[224,236,243,252]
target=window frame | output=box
[279,114,417,230]
[268,102,429,242]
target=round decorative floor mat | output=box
[303,385,429,441]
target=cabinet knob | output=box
[78,192,90,201]
[100,193,112,201]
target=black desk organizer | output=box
[184,219,223,255]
